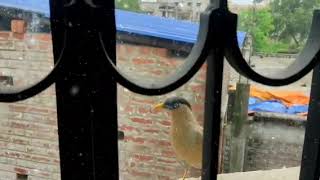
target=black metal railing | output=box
[0,0,318,179]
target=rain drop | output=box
[70,85,80,96]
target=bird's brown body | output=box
[170,105,203,169]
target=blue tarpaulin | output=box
[287,105,309,115]
[248,97,309,115]
[0,1,247,46]
[249,100,288,114]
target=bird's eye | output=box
[173,103,179,109]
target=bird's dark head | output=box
[154,97,192,111]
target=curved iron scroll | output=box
[225,10,320,86]
[99,8,320,94]
[0,31,67,102]
[0,6,318,100]
[99,9,214,95]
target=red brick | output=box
[201,63,208,69]
[130,170,152,177]
[9,105,27,112]
[12,33,25,40]
[161,150,176,157]
[125,45,137,54]
[14,167,28,175]
[0,32,10,40]
[34,34,52,42]
[12,137,29,145]
[192,104,204,113]
[156,60,170,67]
[39,43,50,50]
[116,44,126,55]
[131,96,156,104]
[0,134,10,142]
[153,165,176,173]
[158,140,171,146]
[139,46,152,55]
[143,128,160,134]
[124,105,134,112]
[27,44,39,50]
[150,69,163,75]
[119,124,136,132]
[29,107,49,114]
[153,48,168,57]
[190,84,205,92]
[6,151,21,158]
[31,155,51,163]
[9,122,29,129]
[125,136,145,144]
[158,175,171,180]
[39,172,50,177]
[137,107,151,114]
[132,57,154,65]
[131,117,153,125]
[159,120,171,126]
[134,154,153,161]
[197,70,207,82]
[197,114,204,122]
[157,158,176,164]
[11,20,27,34]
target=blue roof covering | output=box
[0,1,246,46]
[116,10,247,47]
[0,0,50,17]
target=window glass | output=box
[0,2,60,180]
[116,0,210,179]
[0,4,52,92]
[217,0,319,178]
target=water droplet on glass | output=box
[70,85,80,96]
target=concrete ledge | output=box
[178,167,300,180]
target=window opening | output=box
[16,174,28,180]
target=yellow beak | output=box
[153,103,165,111]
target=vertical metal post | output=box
[202,49,224,180]
[202,1,228,178]
[51,1,119,179]
[300,64,320,180]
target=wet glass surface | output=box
[116,1,208,179]
[0,3,60,180]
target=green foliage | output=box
[271,0,319,47]
[115,0,141,12]
[239,9,277,53]
[238,0,320,53]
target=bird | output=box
[153,97,203,180]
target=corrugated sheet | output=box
[116,9,246,46]
[0,0,50,17]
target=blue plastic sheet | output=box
[287,105,309,114]
[249,100,288,114]
[248,98,309,115]
[248,97,261,105]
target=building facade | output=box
[140,0,209,21]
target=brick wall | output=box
[0,20,60,180]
